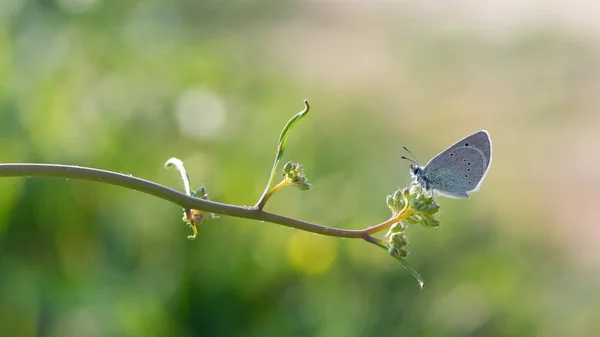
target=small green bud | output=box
[390,233,408,247]
[386,195,394,209]
[180,185,217,239]
[406,216,420,225]
[409,184,422,196]
[389,222,406,234]
[425,203,440,213]
[386,189,409,215]
[283,161,295,174]
[392,189,403,202]
[283,162,312,191]
[421,217,440,228]
[195,185,208,199]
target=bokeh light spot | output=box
[287,232,337,275]
[175,88,226,139]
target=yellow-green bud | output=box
[283,161,294,174]
[389,222,406,234]
[390,233,408,247]
[386,195,394,209]
[421,217,440,228]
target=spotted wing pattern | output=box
[421,131,492,199]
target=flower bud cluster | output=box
[385,184,441,257]
[283,162,312,191]
[183,185,217,240]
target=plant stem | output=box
[255,100,310,210]
[364,196,412,235]
[0,163,395,239]
[362,233,387,248]
[255,179,289,210]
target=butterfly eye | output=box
[465,143,469,146]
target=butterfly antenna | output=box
[401,156,418,165]
[402,146,420,165]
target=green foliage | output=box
[0,2,596,337]
[380,185,441,287]
[260,101,310,197]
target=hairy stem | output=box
[0,163,380,238]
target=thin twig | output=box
[255,179,290,210]
[364,192,412,234]
[0,163,372,238]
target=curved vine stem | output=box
[0,163,404,239]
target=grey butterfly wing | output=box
[436,130,492,171]
[422,131,492,198]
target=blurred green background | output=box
[1,1,600,336]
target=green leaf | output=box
[275,100,310,164]
[396,257,425,288]
[369,236,425,288]
[257,100,310,204]
[164,157,192,196]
